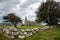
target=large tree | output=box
[36,0,60,27]
[3,13,22,28]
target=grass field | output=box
[4,26,42,30]
[17,26,41,30]
[0,27,60,40]
[20,28,60,40]
[0,32,6,40]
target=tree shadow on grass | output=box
[54,37,60,40]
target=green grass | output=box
[0,32,6,40]
[4,26,41,30]
[38,28,60,40]
[15,28,60,40]
[18,26,41,30]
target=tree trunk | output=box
[12,22,18,29]
[14,24,17,28]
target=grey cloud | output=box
[0,0,20,16]
[28,16,36,18]
[20,0,40,8]
[0,0,20,12]
[0,0,6,2]
[0,0,42,22]
[0,16,3,22]
[0,0,20,22]
[19,0,41,18]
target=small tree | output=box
[3,13,22,28]
[36,0,60,27]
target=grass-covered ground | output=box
[4,26,42,30]
[0,27,60,40]
[0,32,6,40]
[19,28,60,40]
[18,26,41,30]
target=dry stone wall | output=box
[0,26,51,39]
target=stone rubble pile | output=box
[0,26,50,39]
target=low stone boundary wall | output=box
[0,26,51,39]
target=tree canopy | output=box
[36,0,60,26]
[3,13,22,28]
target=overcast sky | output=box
[0,0,60,23]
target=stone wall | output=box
[0,26,51,39]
